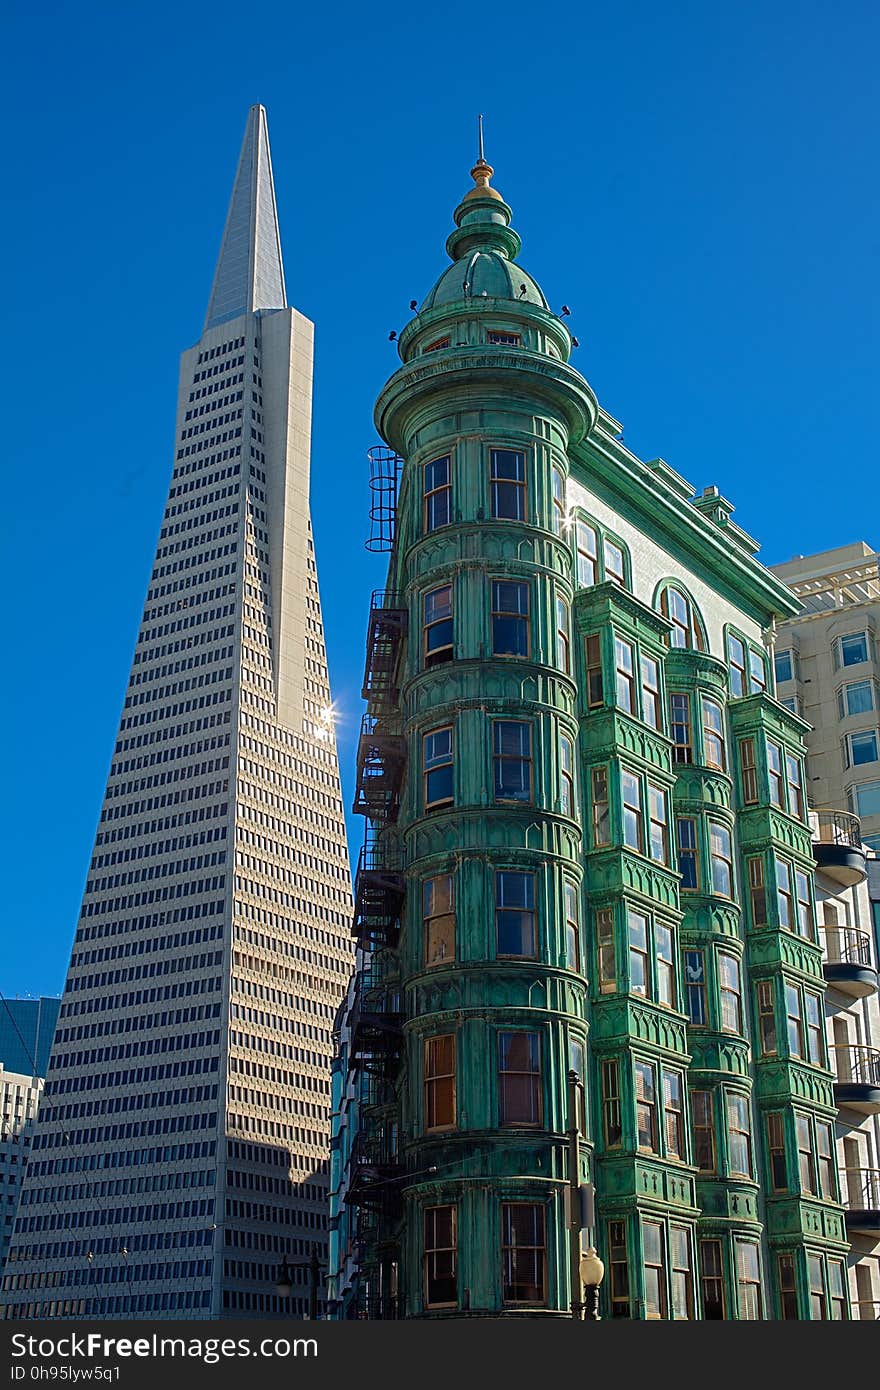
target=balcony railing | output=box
[831,1043,880,1088]
[813,809,862,849]
[841,1166,880,1216]
[822,925,874,967]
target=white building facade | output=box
[0,107,353,1319]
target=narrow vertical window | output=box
[560,734,575,816]
[739,737,758,804]
[493,720,532,803]
[709,822,733,896]
[808,1255,826,1319]
[776,858,793,929]
[786,753,804,818]
[755,979,777,1055]
[570,1037,587,1135]
[767,742,784,806]
[797,1114,816,1194]
[491,580,529,658]
[663,1070,685,1159]
[643,1220,667,1318]
[777,1253,798,1319]
[423,456,451,532]
[597,908,616,992]
[748,855,768,927]
[628,911,649,997]
[498,1031,542,1126]
[670,693,692,763]
[495,871,536,958]
[804,992,824,1065]
[604,538,626,586]
[635,1061,658,1151]
[423,585,453,667]
[424,1035,456,1131]
[736,1241,762,1319]
[726,1093,752,1177]
[615,636,634,712]
[785,984,804,1059]
[816,1120,835,1200]
[622,771,643,852]
[677,817,699,889]
[827,1260,847,1320]
[490,448,526,520]
[684,949,706,1025]
[591,767,610,847]
[728,634,747,698]
[551,465,565,534]
[501,1204,546,1305]
[766,1112,787,1191]
[670,1227,693,1319]
[719,953,742,1033]
[557,597,571,674]
[585,634,604,709]
[576,520,598,587]
[794,871,814,939]
[564,881,580,972]
[601,1058,622,1147]
[424,1206,457,1308]
[648,786,670,863]
[700,1240,725,1319]
[608,1221,630,1317]
[655,922,674,1007]
[702,698,725,770]
[423,874,455,968]
[691,1090,715,1171]
[749,649,767,693]
[641,654,661,729]
[424,726,453,809]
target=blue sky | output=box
[2,0,877,998]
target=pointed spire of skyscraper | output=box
[204,104,287,331]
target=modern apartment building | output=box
[0,1068,43,1278]
[771,544,880,858]
[0,107,353,1319]
[328,149,878,1319]
[0,999,60,1079]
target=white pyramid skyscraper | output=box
[0,107,353,1319]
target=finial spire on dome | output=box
[465,113,502,201]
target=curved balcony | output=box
[841,1167,880,1236]
[811,809,867,886]
[821,925,878,999]
[831,1044,880,1114]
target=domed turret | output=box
[418,138,549,311]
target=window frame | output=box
[423,725,454,810]
[423,583,454,668]
[424,1034,456,1133]
[492,718,533,805]
[423,873,455,969]
[423,1204,457,1309]
[498,1030,543,1128]
[500,1202,547,1307]
[490,578,530,659]
[489,447,527,522]
[495,869,537,960]
[423,455,452,533]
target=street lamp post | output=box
[276,1244,324,1319]
[579,1247,605,1321]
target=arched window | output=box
[659,585,707,651]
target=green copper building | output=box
[328,149,875,1319]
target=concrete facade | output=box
[771,544,880,856]
[0,1068,43,1277]
[0,107,353,1319]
